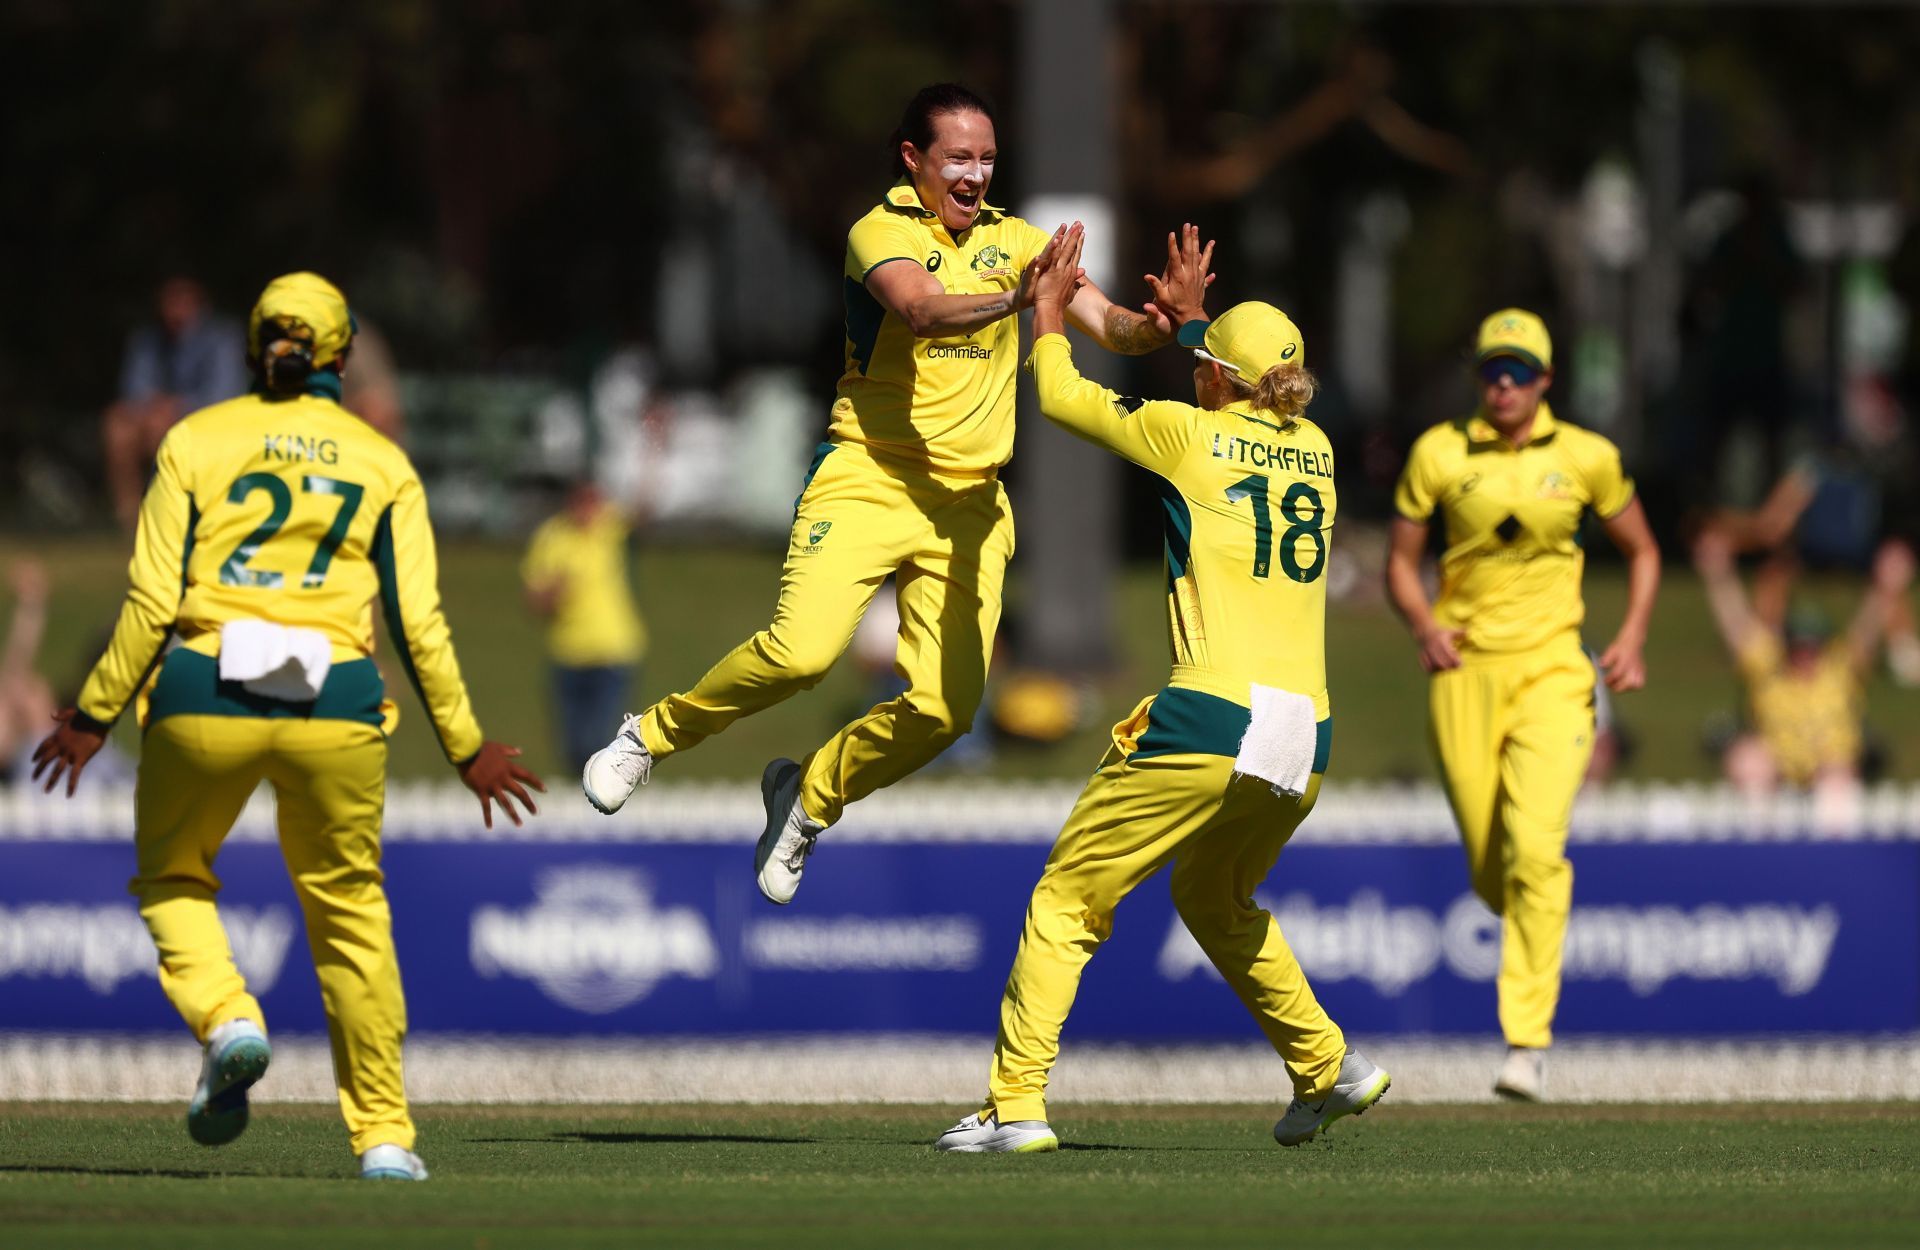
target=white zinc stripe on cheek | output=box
[940,160,991,183]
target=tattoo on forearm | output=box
[975,296,1014,319]
[1105,307,1159,355]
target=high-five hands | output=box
[1143,223,1217,332]
[1029,222,1087,309]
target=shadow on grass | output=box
[470,1131,819,1146]
[0,1164,216,1180]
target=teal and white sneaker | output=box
[359,1143,430,1181]
[186,1019,271,1146]
[1273,1048,1391,1146]
[933,1111,1059,1154]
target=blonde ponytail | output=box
[1231,362,1317,425]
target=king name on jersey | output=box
[1208,433,1331,478]
[263,434,341,465]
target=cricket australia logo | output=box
[802,520,833,553]
[469,867,718,1013]
[970,244,1013,276]
[1537,471,1573,500]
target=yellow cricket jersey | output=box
[76,388,485,762]
[521,509,647,668]
[831,181,1051,475]
[1029,333,1335,722]
[1394,403,1634,656]
[1739,637,1862,784]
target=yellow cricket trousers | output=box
[638,441,1014,827]
[985,693,1344,1124]
[133,712,413,1155]
[1428,635,1595,1050]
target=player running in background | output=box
[1385,309,1661,1101]
[581,83,1199,904]
[32,273,542,1180]
[937,225,1388,1154]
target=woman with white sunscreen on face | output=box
[581,83,1210,910]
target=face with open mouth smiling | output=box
[901,108,997,235]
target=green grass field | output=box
[3,1102,1918,1248]
[4,534,1915,784]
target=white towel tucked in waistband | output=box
[1233,683,1317,799]
[218,619,333,702]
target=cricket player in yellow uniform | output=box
[582,84,1200,904]
[1385,309,1660,1101]
[34,273,543,1180]
[937,225,1388,1153]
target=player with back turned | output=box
[937,224,1389,1154]
[1385,310,1661,1101]
[33,273,543,1179]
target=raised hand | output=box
[1143,222,1217,332]
[1029,222,1087,310]
[1017,223,1076,310]
[457,740,548,829]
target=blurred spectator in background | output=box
[1687,174,1802,503]
[102,276,247,528]
[341,320,407,443]
[522,479,648,773]
[1695,531,1913,798]
[1703,428,1920,687]
[0,560,131,790]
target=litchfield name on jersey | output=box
[1209,434,1332,478]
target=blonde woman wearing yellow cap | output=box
[32,273,543,1179]
[1385,308,1661,1101]
[937,225,1388,1155]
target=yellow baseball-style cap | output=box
[249,272,355,367]
[1176,301,1304,380]
[1475,307,1552,372]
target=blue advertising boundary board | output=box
[2,834,1913,1037]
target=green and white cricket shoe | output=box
[754,758,822,905]
[1273,1048,1391,1146]
[186,1018,271,1146]
[934,1111,1059,1154]
[1493,1045,1545,1102]
[359,1144,430,1181]
[582,713,653,814]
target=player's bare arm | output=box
[1064,222,1216,354]
[1597,498,1660,692]
[866,224,1070,338]
[1385,517,1463,672]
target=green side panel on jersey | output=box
[844,277,887,376]
[146,649,385,728]
[1155,477,1193,586]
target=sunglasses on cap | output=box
[1478,357,1542,387]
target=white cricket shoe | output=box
[360,1143,430,1181]
[187,1018,271,1147]
[933,1111,1059,1154]
[1273,1048,1391,1146]
[754,758,823,905]
[582,713,652,814]
[1494,1046,1545,1102]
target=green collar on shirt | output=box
[251,369,343,403]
